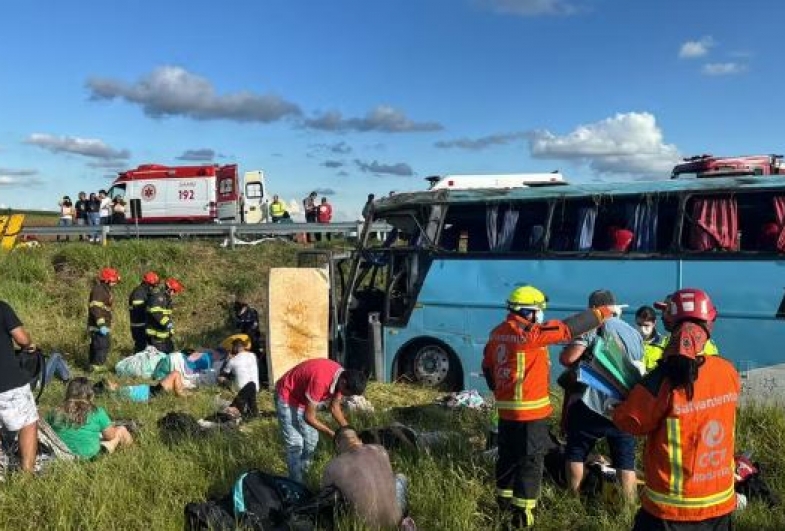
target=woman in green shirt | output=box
[47,377,133,459]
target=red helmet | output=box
[98,267,120,284]
[142,271,160,286]
[654,288,717,331]
[165,277,184,294]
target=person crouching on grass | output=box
[274,358,368,482]
[47,377,133,459]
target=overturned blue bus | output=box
[333,169,785,399]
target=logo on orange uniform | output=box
[142,184,157,201]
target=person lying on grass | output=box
[46,377,134,459]
[97,370,191,399]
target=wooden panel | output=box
[266,267,329,388]
[1,214,25,251]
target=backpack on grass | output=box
[184,470,340,531]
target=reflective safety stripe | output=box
[146,329,170,338]
[130,323,146,327]
[644,485,736,509]
[513,352,525,402]
[496,396,551,410]
[89,301,106,308]
[160,316,171,326]
[496,488,513,499]
[96,318,106,326]
[666,418,683,497]
[130,300,145,306]
[147,307,171,314]
[511,497,537,509]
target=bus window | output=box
[736,192,785,253]
[681,194,739,252]
[594,194,679,253]
[510,201,550,252]
[438,204,489,252]
[549,199,596,252]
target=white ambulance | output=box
[106,164,268,223]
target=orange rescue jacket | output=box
[482,314,573,422]
[613,323,740,522]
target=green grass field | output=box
[0,240,783,530]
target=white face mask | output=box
[638,323,654,338]
[535,310,545,324]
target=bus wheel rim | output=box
[413,345,450,386]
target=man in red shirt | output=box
[275,358,368,482]
[316,197,333,242]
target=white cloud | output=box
[87,66,302,123]
[702,62,747,76]
[26,133,129,160]
[679,36,715,59]
[528,111,681,177]
[477,0,579,17]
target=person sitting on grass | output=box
[47,377,134,459]
[218,339,260,418]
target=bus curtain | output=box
[689,197,738,251]
[772,196,785,252]
[625,200,659,252]
[574,206,597,251]
[486,205,519,252]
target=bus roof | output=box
[373,174,785,213]
[428,172,566,190]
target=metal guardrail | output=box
[19,222,392,248]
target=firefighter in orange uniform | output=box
[482,285,621,528]
[613,288,739,531]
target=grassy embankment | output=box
[0,240,783,530]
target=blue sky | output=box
[1,0,782,220]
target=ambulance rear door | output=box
[243,170,267,223]
[217,165,240,223]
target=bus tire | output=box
[400,340,463,391]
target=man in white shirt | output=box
[98,190,112,226]
[219,339,260,418]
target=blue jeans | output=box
[88,212,101,240]
[43,353,71,384]
[275,395,319,482]
[395,473,409,516]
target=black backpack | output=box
[16,347,46,402]
[184,470,339,531]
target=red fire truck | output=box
[106,164,267,223]
[672,154,785,178]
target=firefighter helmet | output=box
[142,271,160,286]
[654,288,717,331]
[98,267,120,284]
[506,285,548,311]
[165,277,184,294]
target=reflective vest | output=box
[614,324,740,522]
[270,201,285,218]
[87,282,113,331]
[145,291,173,340]
[482,314,573,421]
[644,334,719,373]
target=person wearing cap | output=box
[274,358,368,482]
[613,289,739,530]
[128,272,160,352]
[483,285,623,528]
[558,289,643,503]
